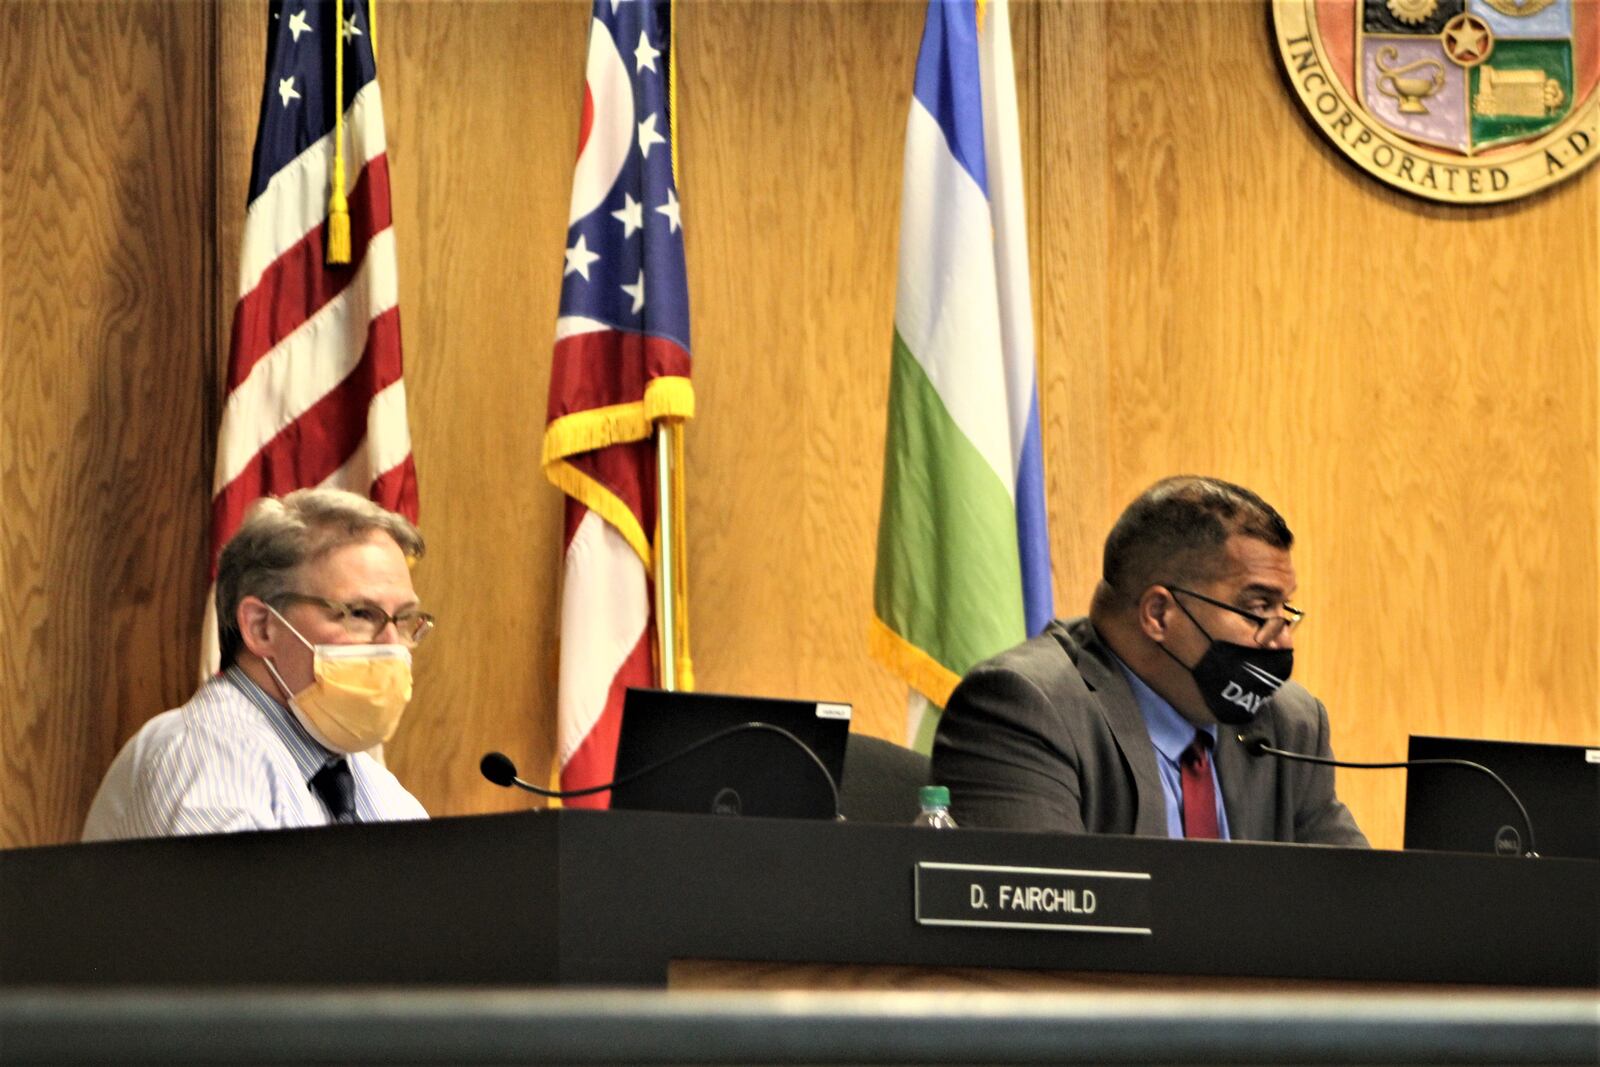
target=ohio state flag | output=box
[544,0,693,806]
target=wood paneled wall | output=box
[2,0,1595,851]
[1,1,216,849]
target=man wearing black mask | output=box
[932,476,1367,845]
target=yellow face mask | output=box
[264,607,414,754]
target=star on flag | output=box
[565,234,602,280]
[638,113,666,158]
[612,193,644,238]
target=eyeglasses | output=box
[270,593,435,645]
[1168,586,1304,645]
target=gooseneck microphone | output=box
[1237,734,1539,857]
[480,721,842,818]
[479,751,521,789]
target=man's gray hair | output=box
[215,488,425,666]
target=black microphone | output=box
[1238,735,1273,758]
[479,751,523,789]
[1237,733,1539,857]
[480,721,842,818]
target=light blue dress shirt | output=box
[1110,655,1231,840]
[82,666,426,840]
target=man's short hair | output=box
[1102,476,1292,603]
[215,488,425,666]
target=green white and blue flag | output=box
[871,0,1053,752]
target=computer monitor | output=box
[1403,735,1600,859]
[609,688,852,819]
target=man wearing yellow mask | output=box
[83,489,430,839]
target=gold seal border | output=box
[1273,0,1598,203]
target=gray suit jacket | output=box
[931,617,1368,846]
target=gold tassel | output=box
[326,0,351,265]
[327,173,351,264]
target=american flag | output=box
[204,0,417,673]
[545,0,694,807]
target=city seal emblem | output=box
[1273,0,1598,202]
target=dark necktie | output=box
[1179,733,1220,839]
[309,759,358,824]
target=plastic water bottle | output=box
[912,785,958,828]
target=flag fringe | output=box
[544,458,653,567]
[542,376,695,465]
[541,375,695,568]
[644,374,695,422]
[868,614,961,708]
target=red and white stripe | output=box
[203,80,417,676]
[551,310,663,806]
[556,508,654,807]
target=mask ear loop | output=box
[261,657,300,706]
[261,603,317,704]
[1167,590,1215,640]
[265,603,316,652]
[1154,588,1213,673]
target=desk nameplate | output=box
[915,861,1153,935]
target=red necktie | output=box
[1179,734,1220,839]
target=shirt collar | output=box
[224,664,340,778]
[1107,651,1217,763]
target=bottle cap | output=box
[919,785,951,808]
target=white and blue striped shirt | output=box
[82,666,427,841]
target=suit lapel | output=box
[1215,723,1274,841]
[1070,624,1170,837]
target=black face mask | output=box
[1162,598,1293,726]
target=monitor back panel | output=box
[610,689,851,820]
[1403,735,1599,859]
